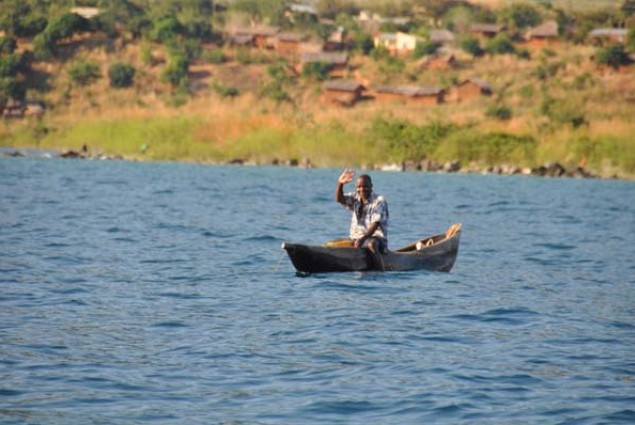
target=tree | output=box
[411,0,454,27]
[499,3,542,32]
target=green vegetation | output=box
[68,61,101,86]
[1,0,635,178]
[108,63,136,88]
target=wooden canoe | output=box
[282,224,461,273]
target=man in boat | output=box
[336,169,389,264]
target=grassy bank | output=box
[4,91,633,179]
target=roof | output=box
[377,33,397,42]
[429,29,455,43]
[300,52,348,65]
[71,7,100,19]
[375,86,444,97]
[323,81,365,92]
[227,26,280,37]
[278,33,301,42]
[588,28,628,38]
[228,34,253,45]
[458,78,492,91]
[470,23,505,33]
[527,21,558,38]
[289,4,318,15]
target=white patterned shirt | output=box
[342,192,389,243]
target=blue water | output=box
[1,157,634,424]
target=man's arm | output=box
[354,221,380,248]
[336,169,355,205]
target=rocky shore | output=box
[1,148,615,179]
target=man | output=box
[335,169,389,258]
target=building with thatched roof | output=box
[322,81,366,106]
[373,86,445,105]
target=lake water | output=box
[1,157,634,424]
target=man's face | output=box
[356,177,372,201]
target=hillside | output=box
[2,1,635,178]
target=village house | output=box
[373,86,445,106]
[524,21,559,48]
[374,32,422,56]
[417,54,457,70]
[452,78,492,101]
[285,4,318,23]
[322,81,366,106]
[588,28,629,45]
[2,99,24,119]
[297,52,349,77]
[276,33,302,57]
[469,23,506,40]
[429,29,456,46]
[224,26,279,49]
[324,26,348,52]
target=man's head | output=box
[356,174,373,201]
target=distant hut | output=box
[24,100,46,118]
[429,29,456,46]
[2,99,24,119]
[225,26,279,49]
[374,32,421,56]
[373,86,445,106]
[453,78,492,101]
[588,28,629,45]
[322,81,366,106]
[418,54,457,70]
[525,21,559,48]
[276,33,302,56]
[470,23,506,40]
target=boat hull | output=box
[282,225,461,273]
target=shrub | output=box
[0,37,17,55]
[595,44,630,69]
[213,82,239,98]
[352,32,374,55]
[0,55,20,77]
[414,40,441,58]
[108,63,136,88]
[460,36,484,57]
[367,118,457,162]
[516,48,531,60]
[0,76,25,104]
[302,62,332,81]
[202,48,225,64]
[486,105,513,120]
[47,13,90,40]
[259,81,290,103]
[151,14,182,44]
[68,61,101,86]
[486,34,516,55]
[161,55,188,87]
[627,28,635,51]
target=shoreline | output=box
[2,146,630,181]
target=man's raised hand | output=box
[338,169,355,185]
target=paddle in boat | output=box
[282,223,462,274]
